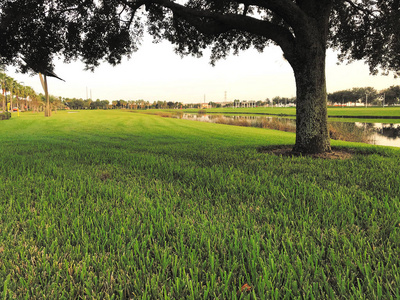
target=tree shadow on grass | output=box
[256,145,380,160]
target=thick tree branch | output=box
[239,0,309,32]
[138,0,296,58]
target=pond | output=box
[356,122,400,147]
[180,113,400,148]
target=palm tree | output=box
[5,76,14,112]
[24,86,37,112]
[24,85,30,111]
[19,84,27,111]
[14,82,23,111]
[0,71,6,112]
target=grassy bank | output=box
[181,107,400,121]
[1,110,400,299]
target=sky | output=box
[6,34,400,104]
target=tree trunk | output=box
[10,91,13,112]
[2,89,5,111]
[288,5,332,154]
[44,75,51,117]
[292,50,331,153]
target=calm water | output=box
[181,114,400,148]
[356,122,400,147]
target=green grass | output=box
[181,107,400,123]
[1,110,400,299]
[327,107,400,117]
[328,118,400,124]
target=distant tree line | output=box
[206,98,297,109]
[57,85,400,110]
[62,98,186,110]
[221,86,400,108]
[270,97,297,106]
[3,69,400,112]
[328,86,400,106]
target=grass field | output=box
[1,110,400,299]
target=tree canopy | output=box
[0,0,398,74]
[1,0,399,152]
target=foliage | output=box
[167,101,182,109]
[328,121,373,143]
[328,87,379,105]
[0,72,40,112]
[0,111,11,120]
[381,86,400,105]
[272,96,296,106]
[330,0,400,76]
[90,99,111,110]
[0,110,400,298]
[208,101,221,108]
[0,1,397,76]
[64,98,86,109]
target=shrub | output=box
[0,112,11,120]
[328,122,373,143]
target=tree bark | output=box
[292,50,331,153]
[289,4,332,154]
[44,75,51,117]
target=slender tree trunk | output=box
[9,91,13,111]
[20,97,25,111]
[2,89,5,112]
[44,75,51,117]
[5,90,8,112]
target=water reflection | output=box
[181,113,400,147]
[355,123,400,147]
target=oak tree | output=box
[1,0,399,153]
